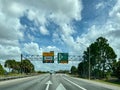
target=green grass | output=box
[92,79,120,87]
[0,73,27,78]
[69,74,120,87]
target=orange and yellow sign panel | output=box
[43,52,54,56]
[43,51,54,63]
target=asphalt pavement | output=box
[0,74,119,90]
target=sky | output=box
[0,0,120,71]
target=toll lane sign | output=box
[58,53,68,64]
[43,51,54,63]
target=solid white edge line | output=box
[63,77,87,90]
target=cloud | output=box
[42,46,62,54]
[1,38,19,46]
[0,45,21,60]
[0,0,24,51]
[23,42,41,55]
[0,0,24,18]
[0,45,21,56]
[96,2,104,9]
[109,0,120,20]
[39,26,49,35]
[0,12,23,41]
[0,0,83,46]
[48,0,82,23]
[0,2,23,61]
[23,42,61,55]
[106,30,120,38]
[52,31,62,44]
[24,0,82,22]
[27,33,35,41]
[61,24,76,36]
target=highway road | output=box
[0,74,119,90]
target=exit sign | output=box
[58,53,68,64]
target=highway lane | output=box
[0,74,117,90]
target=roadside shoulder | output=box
[68,75,120,90]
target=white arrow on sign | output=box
[56,83,66,90]
[45,80,52,90]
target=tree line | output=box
[71,37,120,80]
[0,59,34,75]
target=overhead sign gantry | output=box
[21,51,81,64]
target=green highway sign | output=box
[57,53,68,64]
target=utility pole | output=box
[21,54,23,74]
[88,47,90,80]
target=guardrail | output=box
[0,74,39,81]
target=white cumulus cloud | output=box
[40,26,49,35]
[23,42,41,55]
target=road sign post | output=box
[21,54,23,74]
